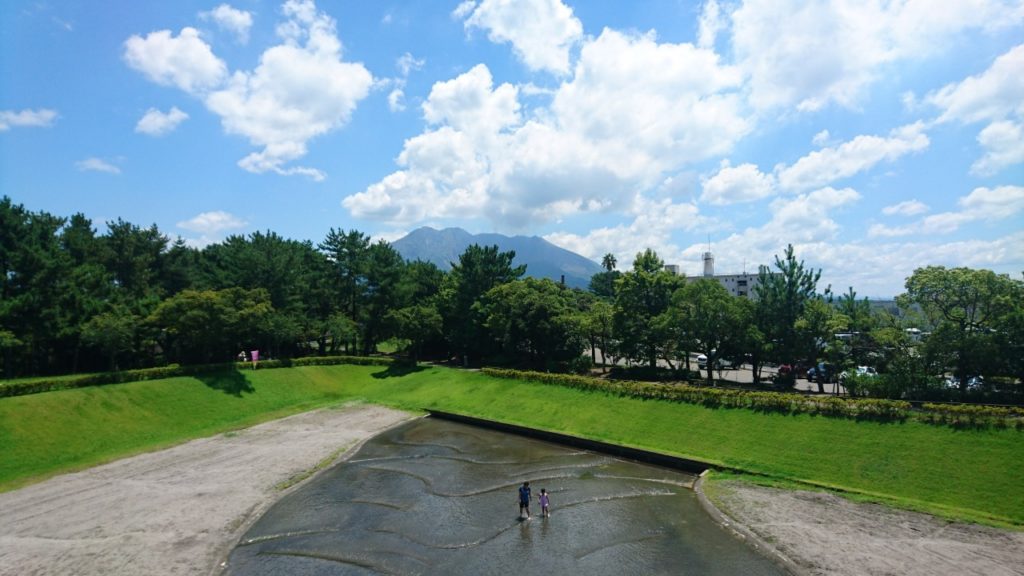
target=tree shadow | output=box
[196,369,255,396]
[372,362,426,379]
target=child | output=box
[518,481,532,519]
[538,488,550,518]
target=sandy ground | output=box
[704,479,1024,576]
[0,404,414,576]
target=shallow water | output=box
[223,418,783,575]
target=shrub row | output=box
[0,355,396,399]
[481,368,912,422]
[919,402,1024,430]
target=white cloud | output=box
[0,108,58,131]
[812,129,831,147]
[452,1,477,20]
[203,0,373,180]
[75,157,121,174]
[421,64,520,136]
[135,106,189,136]
[200,4,254,44]
[927,44,1024,125]
[177,210,248,234]
[882,199,929,217]
[459,0,583,74]
[387,89,406,112]
[697,0,725,49]
[397,52,424,76]
[544,195,711,270]
[775,122,929,192]
[700,160,776,205]
[729,0,1024,111]
[971,120,1024,176]
[344,30,749,228]
[869,185,1024,237]
[123,27,227,93]
[125,1,372,180]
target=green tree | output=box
[441,244,525,364]
[589,252,621,299]
[613,249,685,369]
[673,279,752,386]
[754,244,824,378]
[581,297,614,369]
[387,305,442,361]
[481,278,585,368]
[149,288,272,364]
[318,229,370,351]
[361,241,406,354]
[81,307,138,371]
[899,266,1022,393]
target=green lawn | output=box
[2,364,1021,527]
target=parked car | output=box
[806,362,837,383]
[697,352,733,370]
[839,366,878,384]
[944,375,984,390]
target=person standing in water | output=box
[538,488,550,518]
[518,482,532,519]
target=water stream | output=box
[223,417,783,575]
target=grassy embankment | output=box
[1,364,1021,527]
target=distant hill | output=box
[391,227,602,289]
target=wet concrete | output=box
[223,418,784,575]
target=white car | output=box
[840,366,877,383]
[697,353,733,370]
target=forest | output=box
[2,196,1021,404]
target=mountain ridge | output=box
[391,227,602,289]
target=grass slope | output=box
[2,364,1021,527]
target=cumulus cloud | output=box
[728,0,1023,111]
[544,195,711,270]
[882,200,929,217]
[926,45,1024,176]
[0,108,58,131]
[971,120,1024,176]
[775,122,929,192]
[345,29,749,228]
[458,0,583,74]
[75,157,121,174]
[200,4,254,44]
[123,27,227,93]
[869,185,1024,237]
[700,160,775,205]
[927,44,1024,125]
[177,210,248,234]
[124,1,372,180]
[202,0,372,180]
[135,106,189,136]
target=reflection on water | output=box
[223,418,782,575]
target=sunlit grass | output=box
[1,364,1020,527]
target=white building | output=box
[668,251,766,299]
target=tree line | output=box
[1,197,1020,403]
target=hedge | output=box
[0,355,396,399]
[481,368,1022,429]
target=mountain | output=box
[391,227,603,289]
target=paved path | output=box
[0,404,413,576]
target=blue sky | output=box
[2,0,1022,297]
